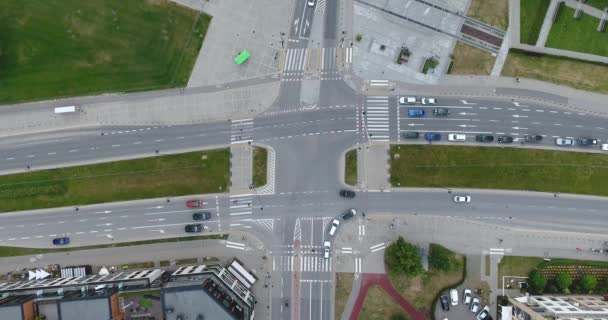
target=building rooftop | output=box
[59,297,111,320]
[163,284,239,320]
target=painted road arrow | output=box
[512,115,528,118]
[407,123,424,127]
[147,218,166,222]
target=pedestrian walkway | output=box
[491,27,511,76]
[536,0,559,47]
[271,254,332,272]
[228,194,253,217]
[364,96,390,142]
[229,145,253,195]
[361,143,390,191]
[230,118,254,144]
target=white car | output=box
[602,143,608,151]
[329,219,340,236]
[399,96,417,105]
[449,289,459,305]
[421,97,437,105]
[555,137,574,146]
[323,241,330,259]
[448,133,466,141]
[307,0,315,6]
[470,297,480,313]
[462,289,472,305]
[453,195,471,203]
[476,306,490,320]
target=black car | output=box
[52,237,70,245]
[433,108,450,116]
[192,212,211,220]
[497,136,514,144]
[339,189,356,198]
[341,209,357,220]
[185,224,203,233]
[440,295,450,311]
[577,138,598,146]
[476,134,494,142]
[524,135,543,142]
[401,132,419,139]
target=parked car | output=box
[186,200,204,208]
[470,298,480,313]
[408,109,425,117]
[323,241,330,259]
[342,208,357,220]
[425,132,442,141]
[577,138,598,146]
[498,136,514,144]
[449,289,459,305]
[421,97,437,105]
[448,133,466,141]
[192,212,211,220]
[602,144,608,151]
[307,0,315,6]
[52,237,70,245]
[476,306,490,320]
[453,195,471,203]
[433,108,450,116]
[476,134,494,142]
[402,132,419,139]
[524,135,543,142]
[339,189,356,198]
[329,219,340,236]
[555,137,574,146]
[463,289,472,305]
[399,96,417,105]
[440,295,450,311]
[185,224,203,233]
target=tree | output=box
[429,244,460,272]
[556,272,573,291]
[385,236,423,276]
[581,274,598,292]
[529,270,547,293]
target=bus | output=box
[234,50,250,65]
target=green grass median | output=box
[0,149,229,212]
[520,0,551,45]
[252,147,267,187]
[345,149,357,186]
[0,0,210,104]
[0,234,227,258]
[546,7,608,57]
[390,145,608,196]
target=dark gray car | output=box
[433,108,450,116]
[192,212,211,220]
[402,132,419,139]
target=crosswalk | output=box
[315,0,326,14]
[364,96,390,141]
[230,119,254,144]
[321,47,336,70]
[283,48,307,72]
[229,195,253,216]
[272,255,332,272]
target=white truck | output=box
[54,106,78,114]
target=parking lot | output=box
[435,287,490,320]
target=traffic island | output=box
[252,146,268,187]
[345,149,358,186]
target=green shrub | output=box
[529,270,547,293]
[581,274,598,292]
[385,236,423,276]
[429,244,461,272]
[356,34,363,42]
[556,272,573,291]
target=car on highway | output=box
[497,136,514,144]
[448,133,466,141]
[476,134,494,142]
[555,137,574,146]
[52,237,70,245]
[470,297,480,313]
[433,108,450,116]
[408,109,425,117]
[329,219,340,236]
[602,144,608,151]
[307,0,315,6]
[342,208,357,220]
[449,289,459,305]
[440,295,450,311]
[323,241,330,259]
[192,212,211,220]
[453,195,471,203]
[577,138,598,146]
[421,97,437,105]
[476,306,490,320]
[425,132,442,141]
[402,132,419,139]
[463,288,472,305]
[186,200,204,208]
[399,96,417,105]
[185,224,203,233]
[525,135,543,142]
[339,189,356,198]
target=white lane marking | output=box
[48,152,56,155]
[69,149,78,153]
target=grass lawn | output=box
[466,0,509,30]
[448,42,496,75]
[546,7,608,57]
[252,147,268,187]
[0,234,227,257]
[497,256,544,288]
[520,0,551,45]
[0,0,210,104]
[0,149,229,212]
[335,273,355,320]
[390,145,608,196]
[359,285,411,320]
[586,0,608,10]
[502,49,608,93]
[345,149,357,186]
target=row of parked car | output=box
[407,108,449,117]
[555,137,608,150]
[399,96,437,105]
[440,289,490,320]
[185,199,211,233]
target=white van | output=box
[329,219,340,236]
[449,289,459,305]
[448,133,466,141]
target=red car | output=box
[186,200,204,208]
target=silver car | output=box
[555,137,574,146]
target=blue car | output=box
[408,109,425,117]
[425,133,442,141]
[52,237,70,245]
